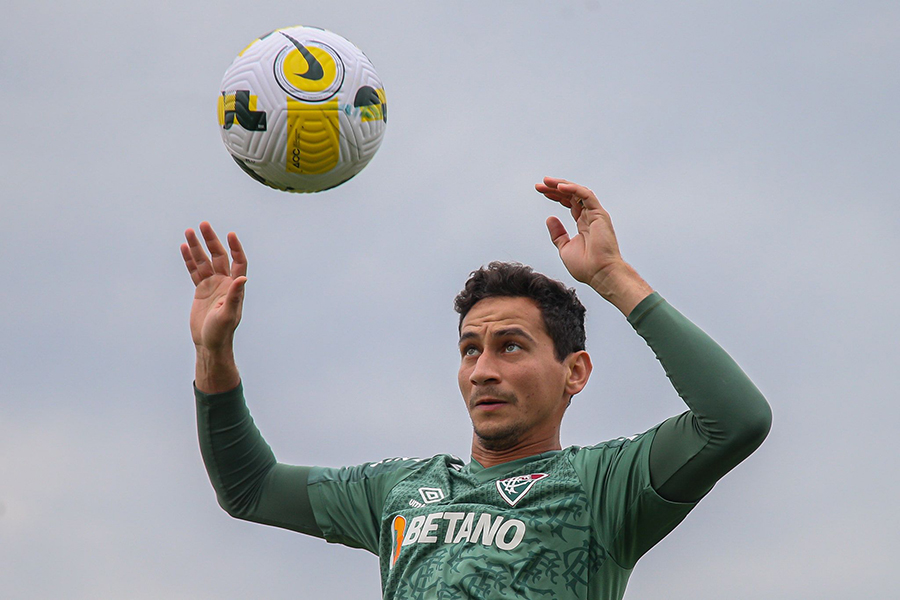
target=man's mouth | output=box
[472,394,513,410]
[475,401,506,412]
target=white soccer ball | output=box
[218,26,387,193]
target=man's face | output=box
[457,296,573,451]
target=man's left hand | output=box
[536,176,653,316]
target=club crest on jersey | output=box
[496,473,548,506]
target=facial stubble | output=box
[469,389,526,451]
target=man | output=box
[181,177,771,599]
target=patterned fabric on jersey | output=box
[307,427,696,600]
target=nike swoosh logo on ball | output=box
[281,32,325,81]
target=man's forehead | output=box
[460,296,547,336]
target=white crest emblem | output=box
[496,473,548,506]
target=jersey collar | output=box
[465,450,560,484]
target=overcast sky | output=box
[2,1,898,598]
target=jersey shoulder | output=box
[309,454,464,489]
[566,427,662,494]
[570,426,660,463]
[307,455,460,554]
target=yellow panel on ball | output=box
[286,98,340,175]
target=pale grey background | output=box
[1,1,898,598]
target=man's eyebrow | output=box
[458,331,479,345]
[459,327,536,345]
[493,327,536,343]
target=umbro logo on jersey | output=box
[409,487,445,508]
[419,487,445,504]
[496,473,548,506]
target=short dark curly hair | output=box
[454,262,586,361]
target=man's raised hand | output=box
[536,177,652,316]
[181,222,246,392]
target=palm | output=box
[190,274,240,348]
[181,222,248,352]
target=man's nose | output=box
[470,352,501,385]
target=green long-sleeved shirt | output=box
[195,293,771,598]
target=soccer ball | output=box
[217,26,387,193]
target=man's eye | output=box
[504,343,521,353]
[463,346,480,357]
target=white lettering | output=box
[472,513,504,546]
[398,511,527,550]
[420,512,443,543]
[403,515,426,545]
[442,512,466,543]
[495,519,526,550]
[453,513,475,544]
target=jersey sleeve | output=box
[306,458,423,554]
[627,293,773,503]
[196,383,421,555]
[571,432,696,569]
[195,383,323,538]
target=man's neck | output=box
[470,435,562,469]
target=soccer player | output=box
[181,177,771,599]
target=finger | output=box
[537,177,586,208]
[536,176,570,195]
[227,276,247,304]
[569,200,584,223]
[181,242,202,286]
[556,182,601,211]
[227,232,248,278]
[185,227,214,281]
[541,176,571,190]
[221,276,248,320]
[199,222,232,277]
[546,216,571,251]
[536,183,575,208]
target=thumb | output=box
[546,216,570,251]
[224,277,247,309]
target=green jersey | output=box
[195,294,772,599]
[309,433,693,599]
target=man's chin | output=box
[473,424,525,451]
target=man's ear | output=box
[565,350,592,397]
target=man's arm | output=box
[537,178,772,502]
[629,293,771,502]
[181,223,322,535]
[195,383,323,535]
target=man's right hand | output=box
[181,222,247,393]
